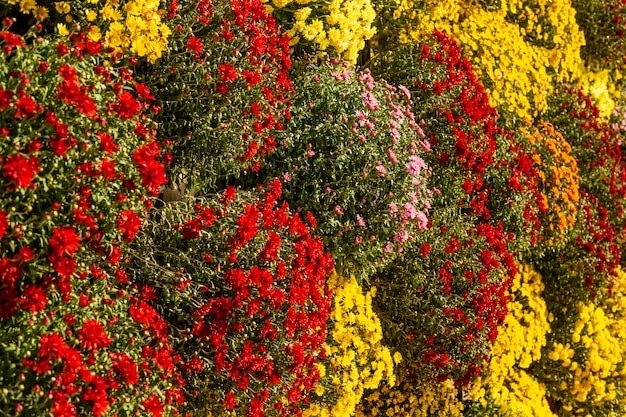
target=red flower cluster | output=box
[47,225,81,280]
[133,140,168,196]
[1,29,25,53]
[2,153,40,189]
[0,28,170,320]
[17,275,185,417]
[0,24,181,417]
[57,63,98,117]
[135,181,334,416]
[142,0,294,187]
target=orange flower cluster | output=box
[521,120,580,242]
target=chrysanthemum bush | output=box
[570,0,626,71]
[126,181,335,417]
[578,68,622,120]
[0,20,177,417]
[495,0,585,77]
[365,31,528,384]
[545,85,626,218]
[533,267,626,416]
[303,272,399,417]
[1,270,186,417]
[263,0,376,63]
[257,61,433,278]
[465,263,554,417]
[0,17,167,326]
[448,8,553,120]
[132,0,294,192]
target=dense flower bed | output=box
[3,0,626,416]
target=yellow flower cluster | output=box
[391,0,585,121]
[53,0,171,63]
[498,0,585,81]
[436,8,553,120]
[354,378,464,417]
[264,0,376,63]
[2,0,49,19]
[469,264,555,416]
[578,68,623,120]
[607,268,626,342]
[304,273,399,417]
[548,300,623,406]
[521,120,580,240]
[395,0,466,42]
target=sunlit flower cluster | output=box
[264,0,376,63]
[578,68,623,120]
[355,378,464,417]
[468,264,554,416]
[388,0,585,121]
[497,0,585,80]
[18,0,171,62]
[433,8,553,120]
[542,301,623,410]
[303,273,399,417]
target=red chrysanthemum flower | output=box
[134,82,155,100]
[168,0,179,18]
[133,142,167,194]
[218,63,238,82]
[112,91,142,119]
[1,30,25,53]
[0,209,8,240]
[14,94,38,118]
[221,185,237,206]
[78,319,112,351]
[19,284,48,312]
[49,225,82,257]
[142,394,164,417]
[50,391,77,417]
[2,154,40,188]
[186,36,203,54]
[0,88,13,110]
[111,352,139,385]
[117,210,142,241]
[98,132,119,155]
